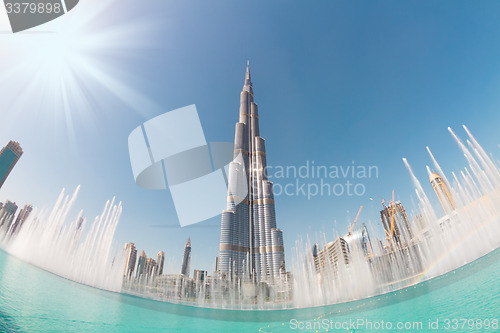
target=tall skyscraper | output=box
[0,200,18,229]
[136,250,147,278]
[430,172,456,214]
[9,203,32,235]
[0,141,23,190]
[218,64,285,282]
[180,237,191,277]
[157,251,165,276]
[123,243,137,278]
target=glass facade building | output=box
[0,141,23,189]
[157,251,165,276]
[180,238,191,277]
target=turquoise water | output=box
[0,249,498,332]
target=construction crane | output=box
[380,190,397,247]
[389,190,396,240]
[378,191,397,247]
[346,206,363,237]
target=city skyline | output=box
[0,1,499,331]
[0,112,499,276]
[1,1,500,276]
[1,121,497,308]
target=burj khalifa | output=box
[218,63,285,282]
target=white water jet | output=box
[8,126,497,310]
[120,125,500,309]
[0,186,125,292]
[291,125,500,308]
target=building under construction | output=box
[380,201,414,249]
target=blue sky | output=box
[1,0,500,276]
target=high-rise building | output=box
[193,269,207,282]
[9,203,32,235]
[380,202,414,248]
[218,63,285,282]
[312,237,350,275]
[180,237,191,277]
[430,172,456,214]
[0,200,18,229]
[123,243,137,278]
[145,258,157,277]
[346,223,372,257]
[136,250,147,278]
[0,141,23,190]
[157,251,165,276]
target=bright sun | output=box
[0,0,162,140]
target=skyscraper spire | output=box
[243,61,252,94]
[218,63,285,282]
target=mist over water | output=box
[292,125,500,308]
[0,186,124,292]
[0,125,498,310]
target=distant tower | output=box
[9,203,32,235]
[0,141,23,190]
[312,243,320,258]
[0,200,18,229]
[215,257,219,273]
[380,202,413,248]
[430,172,456,214]
[123,243,137,278]
[136,250,147,278]
[193,269,207,282]
[180,237,191,277]
[145,258,157,278]
[157,251,165,276]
